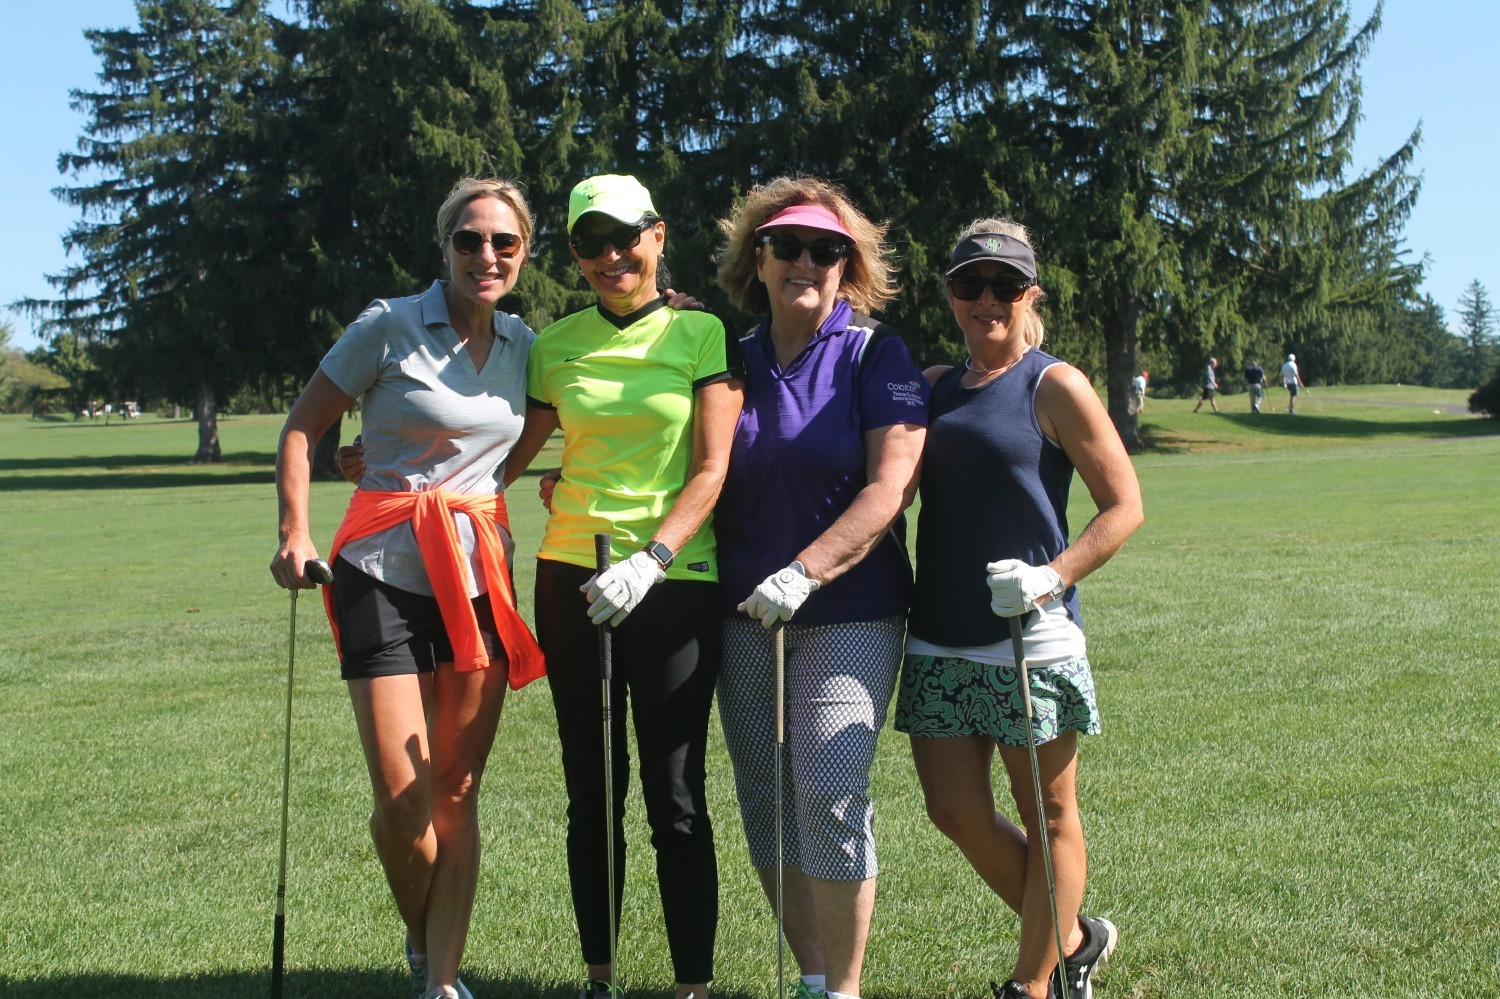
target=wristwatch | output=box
[643,540,675,571]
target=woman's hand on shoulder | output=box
[664,287,705,311]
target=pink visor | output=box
[755,204,854,240]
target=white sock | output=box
[827,992,859,999]
[802,975,827,994]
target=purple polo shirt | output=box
[715,300,930,625]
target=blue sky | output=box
[3,1,1495,351]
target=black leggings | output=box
[534,559,721,984]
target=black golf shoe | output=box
[1052,914,1118,999]
[992,979,1056,999]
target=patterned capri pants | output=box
[717,615,904,881]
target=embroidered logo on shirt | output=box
[888,379,926,407]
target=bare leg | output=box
[756,864,825,975]
[998,733,1084,999]
[910,736,1084,975]
[422,659,507,988]
[809,875,876,996]
[348,673,437,952]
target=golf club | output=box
[1008,614,1071,999]
[272,557,333,999]
[771,624,787,999]
[594,533,619,993]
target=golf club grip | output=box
[772,625,785,744]
[271,913,285,997]
[304,558,333,586]
[594,533,612,678]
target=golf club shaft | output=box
[272,559,330,999]
[1008,614,1070,999]
[772,625,786,999]
[595,534,618,987]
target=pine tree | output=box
[986,0,1418,450]
[39,0,279,461]
[1456,279,1496,386]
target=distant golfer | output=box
[1245,359,1268,414]
[1281,353,1304,413]
[1192,357,1220,413]
[523,175,743,999]
[897,219,1143,999]
[270,177,547,999]
[712,177,928,999]
[1129,371,1147,414]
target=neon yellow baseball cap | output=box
[567,174,658,232]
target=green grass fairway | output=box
[2,389,1496,998]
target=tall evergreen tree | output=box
[37,0,278,461]
[985,0,1417,449]
[1455,279,1495,386]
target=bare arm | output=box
[1035,363,1144,595]
[793,422,925,586]
[502,405,561,488]
[271,368,357,588]
[651,378,744,554]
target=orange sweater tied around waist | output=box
[322,489,545,688]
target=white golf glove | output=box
[582,551,666,626]
[985,559,1064,617]
[738,561,819,629]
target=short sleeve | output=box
[319,301,393,399]
[525,329,551,409]
[690,312,736,390]
[857,329,930,431]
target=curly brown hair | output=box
[716,177,898,316]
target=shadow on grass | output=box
[0,971,761,998]
[1213,412,1496,438]
[1139,412,1498,453]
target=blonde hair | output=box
[716,177,897,315]
[435,177,534,256]
[952,216,1047,348]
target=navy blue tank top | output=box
[908,348,1081,646]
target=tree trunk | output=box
[312,415,342,480]
[1104,301,1142,453]
[193,378,222,463]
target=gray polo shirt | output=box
[320,280,534,597]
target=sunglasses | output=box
[447,230,524,257]
[760,233,851,267]
[570,219,656,260]
[947,275,1034,302]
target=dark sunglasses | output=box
[447,230,524,257]
[570,219,656,260]
[947,275,1034,302]
[760,233,851,267]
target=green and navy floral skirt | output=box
[894,653,1102,745]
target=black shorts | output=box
[331,556,503,680]
[1200,386,1217,400]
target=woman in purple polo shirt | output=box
[712,177,928,999]
[896,219,1143,999]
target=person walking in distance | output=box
[1244,360,1267,414]
[1280,353,1304,413]
[1191,357,1220,413]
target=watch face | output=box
[646,541,674,568]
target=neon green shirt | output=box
[526,297,734,579]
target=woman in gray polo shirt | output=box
[271,177,546,999]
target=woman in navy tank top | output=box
[894,221,1143,999]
